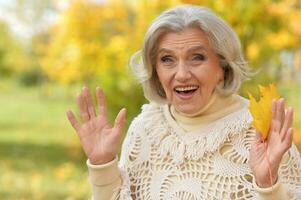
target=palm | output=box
[78,118,114,162]
[67,87,126,165]
[249,99,294,188]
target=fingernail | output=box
[120,108,124,112]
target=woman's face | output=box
[156,28,224,114]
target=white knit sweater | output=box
[87,94,301,200]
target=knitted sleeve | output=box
[278,143,301,199]
[110,116,141,200]
[87,115,141,200]
[88,104,157,200]
[87,157,122,200]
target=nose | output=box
[175,61,191,82]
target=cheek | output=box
[200,68,223,89]
[157,69,171,88]
[157,75,174,102]
[160,80,172,96]
[156,70,170,94]
[209,64,224,83]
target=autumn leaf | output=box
[248,84,281,140]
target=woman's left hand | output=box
[249,98,294,188]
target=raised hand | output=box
[66,87,126,165]
[249,98,294,188]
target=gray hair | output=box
[129,5,252,104]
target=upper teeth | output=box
[175,86,198,91]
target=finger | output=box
[271,99,280,133]
[283,128,294,151]
[76,92,90,123]
[274,98,284,132]
[96,87,108,121]
[83,87,96,118]
[66,110,81,132]
[280,107,294,141]
[277,98,285,132]
[288,107,294,127]
[112,108,126,140]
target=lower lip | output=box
[175,89,197,100]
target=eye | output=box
[161,55,173,63]
[193,54,205,61]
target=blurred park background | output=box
[0,0,300,199]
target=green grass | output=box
[278,83,301,129]
[0,79,300,199]
[0,81,90,200]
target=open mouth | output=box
[174,85,199,95]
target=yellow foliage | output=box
[289,12,301,36]
[248,84,281,140]
[266,30,298,50]
[265,2,291,17]
[40,0,131,84]
[38,0,301,85]
[294,129,301,151]
[53,162,76,181]
[246,42,260,60]
[108,35,128,53]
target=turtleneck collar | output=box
[171,91,218,118]
[169,91,248,132]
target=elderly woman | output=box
[67,5,301,200]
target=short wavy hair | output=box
[129,5,251,104]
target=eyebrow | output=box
[157,45,208,55]
[187,46,208,54]
[157,48,173,55]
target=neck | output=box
[172,91,218,117]
[169,92,248,132]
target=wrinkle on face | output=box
[155,28,224,114]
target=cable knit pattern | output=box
[113,103,301,200]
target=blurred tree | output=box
[0,0,57,84]
[39,0,183,86]
[39,0,151,119]
[13,0,55,39]
[0,21,27,77]
[39,0,301,84]
[0,21,15,76]
[38,0,301,118]
[181,0,301,67]
[40,0,128,85]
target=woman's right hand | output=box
[66,87,126,165]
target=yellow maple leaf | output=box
[248,84,281,140]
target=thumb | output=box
[112,108,127,139]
